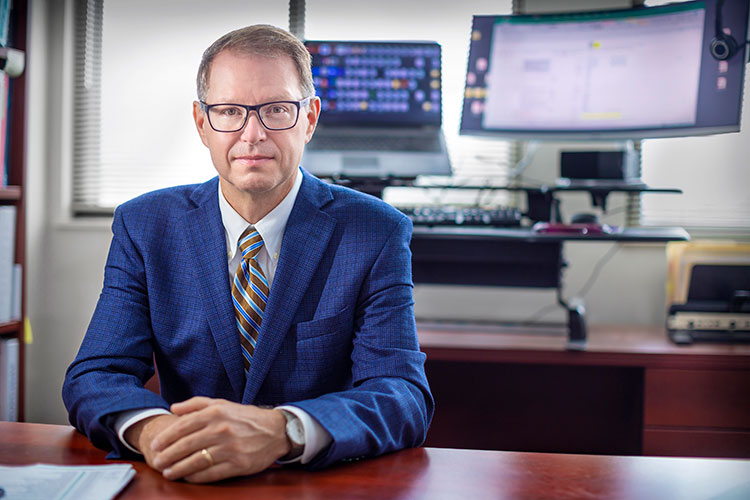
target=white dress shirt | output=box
[115,168,332,464]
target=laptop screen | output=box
[305,40,443,128]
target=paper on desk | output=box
[0,463,135,500]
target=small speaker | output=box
[560,150,633,181]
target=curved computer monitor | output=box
[460,0,750,140]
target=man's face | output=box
[194,50,319,203]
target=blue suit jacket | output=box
[62,170,433,469]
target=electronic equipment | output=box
[397,205,522,227]
[569,213,599,225]
[460,0,750,140]
[531,221,619,236]
[666,242,750,344]
[667,265,750,344]
[710,0,741,60]
[558,150,641,187]
[302,40,452,179]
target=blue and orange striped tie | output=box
[232,227,269,373]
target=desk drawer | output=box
[644,368,750,428]
[643,428,750,458]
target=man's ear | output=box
[304,96,321,144]
[193,101,210,147]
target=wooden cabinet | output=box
[0,0,27,422]
[419,324,750,458]
[643,368,750,457]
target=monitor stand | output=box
[557,287,587,350]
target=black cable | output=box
[512,243,621,326]
[599,204,628,219]
[715,0,725,40]
[576,243,620,298]
[513,303,561,327]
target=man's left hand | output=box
[149,397,291,483]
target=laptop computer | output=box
[302,40,452,179]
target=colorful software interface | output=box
[305,41,443,127]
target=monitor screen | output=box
[305,40,443,128]
[460,0,749,140]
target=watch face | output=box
[285,413,305,447]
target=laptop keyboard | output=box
[307,134,443,152]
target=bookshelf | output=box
[0,0,27,422]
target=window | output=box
[639,74,750,232]
[71,0,516,215]
[639,0,750,234]
[72,0,288,214]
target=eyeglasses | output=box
[199,97,312,132]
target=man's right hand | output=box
[124,413,180,470]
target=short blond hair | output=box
[197,24,314,102]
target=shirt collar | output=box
[218,168,303,262]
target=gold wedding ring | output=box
[201,448,214,467]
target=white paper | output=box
[0,463,135,500]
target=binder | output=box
[0,337,18,421]
[0,205,16,323]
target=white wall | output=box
[23,0,748,425]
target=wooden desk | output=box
[1,422,748,500]
[419,323,750,458]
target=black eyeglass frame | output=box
[199,96,313,132]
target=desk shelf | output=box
[0,321,23,336]
[0,186,22,201]
[412,224,690,242]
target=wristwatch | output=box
[280,410,305,460]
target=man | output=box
[63,24,433,483]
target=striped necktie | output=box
[232,227,269,373]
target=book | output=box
[0,337,18,421]
[0,0,9,47]
[0,0,10,186]
[10,262,21,320]
[0,205,16,323]
[0,74,7,186]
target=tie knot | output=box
[238,226,264,260]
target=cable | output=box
[513,303,561,327]
[508,140,540,179]
[576,243,621,298]
[512,243,621,327]
[600,205,628,218]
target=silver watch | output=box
[280,410,305,459]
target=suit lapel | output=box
[242,172,336,403]
[184,178,246,400]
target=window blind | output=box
[72,0,104,214]
[639,74,750,232]
[71,0,289,215]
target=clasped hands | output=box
[125,397,291,483]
